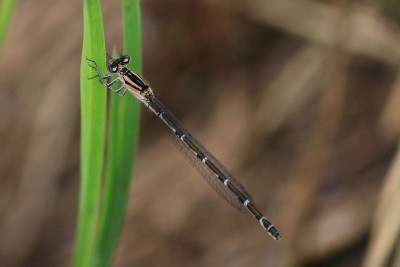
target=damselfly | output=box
[86,55,281,240]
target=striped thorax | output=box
[107,55,153,102]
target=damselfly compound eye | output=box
[112,66,118,72]
[122,56,130,64]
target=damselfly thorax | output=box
[86,55,281,241]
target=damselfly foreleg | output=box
[86,57,126,95]
[86,57,112,80]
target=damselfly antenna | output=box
[86,55,281,240]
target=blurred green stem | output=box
[0,0,17,59]
[91,0,142,266]
[73,0,107,266]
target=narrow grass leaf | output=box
[73,0,107,266]
[92,0,142,266]
[363,142,400,267]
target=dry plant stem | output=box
[379,72,400,142]
[392,238,400,267]
[283,1,350,264]
[239,0,400,64]
[0,64,78,266]
[255,44,328,135]
[365,71,400,267]
[363,141,400,267]
[376,85,400,223]
[207,0,400,64]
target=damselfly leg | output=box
[113,85,127,96]
[86,57,110,80]
[86,57,127,96]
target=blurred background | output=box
[1,0,400,266]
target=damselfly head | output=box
[107,55,131,73]
[107,58,120,73]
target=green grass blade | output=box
[92,0,142,266]
[73,0,107,266]
[122,0,143,74]
[0,0,17,59]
